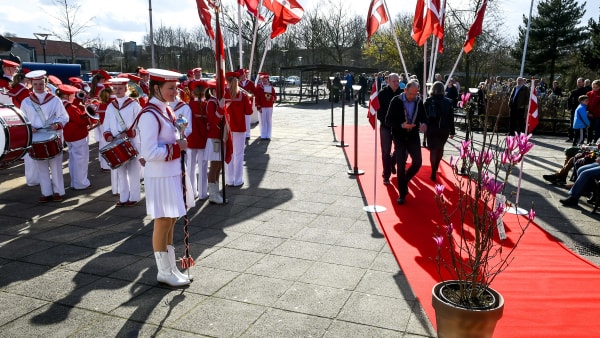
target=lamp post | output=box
[336,79,349,148]
[348,84,364,176]
[328,76,336,128]
[116,39,123,72]
[176,54,181,71]
[376,41,384,70]
[34,33,50,63]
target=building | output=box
[0,35,97,73]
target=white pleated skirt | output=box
[204,138,222,161]
[145,174,194,219]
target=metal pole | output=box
[328,76,336,128]
[348,85,364,176]
[149,0,156,68]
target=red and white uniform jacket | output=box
[7,83,30,108]
[138,97,183,175]
[225,89,253,132]
[63,100,89,142]
[239,79,256,97]
[103,97,142,143]
[185,98,208,149]
[255,84,276,110]
[20,92,69,131]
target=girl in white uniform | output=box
[137,69,194,287]
[103,77,142,206]
[19,70,69,202]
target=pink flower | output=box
[435,184,445,196]
[433,236,444,247]
[529,208,535,221]
[459,140,471,159]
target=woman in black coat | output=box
[426,81,455,181]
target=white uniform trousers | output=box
[245,115,252,138]
[34,154,65,197]
[260,107,273,139]
[116,151,142,203]
[24,153,40,186]
[66,137,91,189]
[187,148,208,199]
[96,128,111,170]
[225,132,246,186]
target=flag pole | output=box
[507,0,534,215]
[364,79,386,213]
[248,0,265,77]
[237,2,244,69]
[382,0,409,77]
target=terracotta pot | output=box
[432,281,504,338]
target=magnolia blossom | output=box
[459,140,471,159]
[435,184,445,196]
[529,208,536,221]
[433,236,444,247]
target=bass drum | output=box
[0,104,32,165]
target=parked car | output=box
[285,76,301,86]
[269,75,282,86]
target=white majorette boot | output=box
[167,245,194,282]
[208,182,224,204]
[154,251,190,287]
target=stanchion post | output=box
[348,84,364,176]
[328,76,336,128]
[336,79,348,148]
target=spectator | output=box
[508,77,530,134]
[559,160,600,207]
[573,95,590,146]
[567,78,589,144]
[587,80,600,144]
[425,81,455,181]
[377,73,403,185]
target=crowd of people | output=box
[0,58,278,287]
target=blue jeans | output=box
[569,162,600,199]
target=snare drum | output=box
[29,130,63,160]
[0,104,32,165]
[100,138,138,169]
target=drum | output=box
[29,130,63,160]
[100,138,138,169]
[0,104,32,165]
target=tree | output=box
[47,0,95,64]
[581,15,600,73]
[511,0,587,83]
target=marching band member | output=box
[0,59,19,104]
[138,68,193,287]
[255,73,276,140]
[97,87,120,196]
[225,71,252,187]
[127,73,148,107]
[9,68,38,186]
[8,69,30,109]
[185,80,209,200]
[20,70,69,202]
[137,67,150,98]
[103,78,142,207]
[204,81,229,204]
[191,68,203,81]
[59,84,92,190]
[237,68,256,140]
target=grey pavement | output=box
[0,100,598,337]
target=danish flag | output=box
[366,0,389,44]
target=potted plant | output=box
[431,125,536,337]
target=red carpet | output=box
[337,124,600,337]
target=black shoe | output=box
[397,197,405,205]
[566,138,573,143]
[390,164,396,175]
[431,175,437,181]
[383,178,391,185]
[543,174,557,183]
[556,179,567,185]
[559,197,578,207]
[587,196,596,204]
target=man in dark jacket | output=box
[385,80,427,204]
[567,78,589,144]
[377,73,403,184]
[508,77,530,134]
